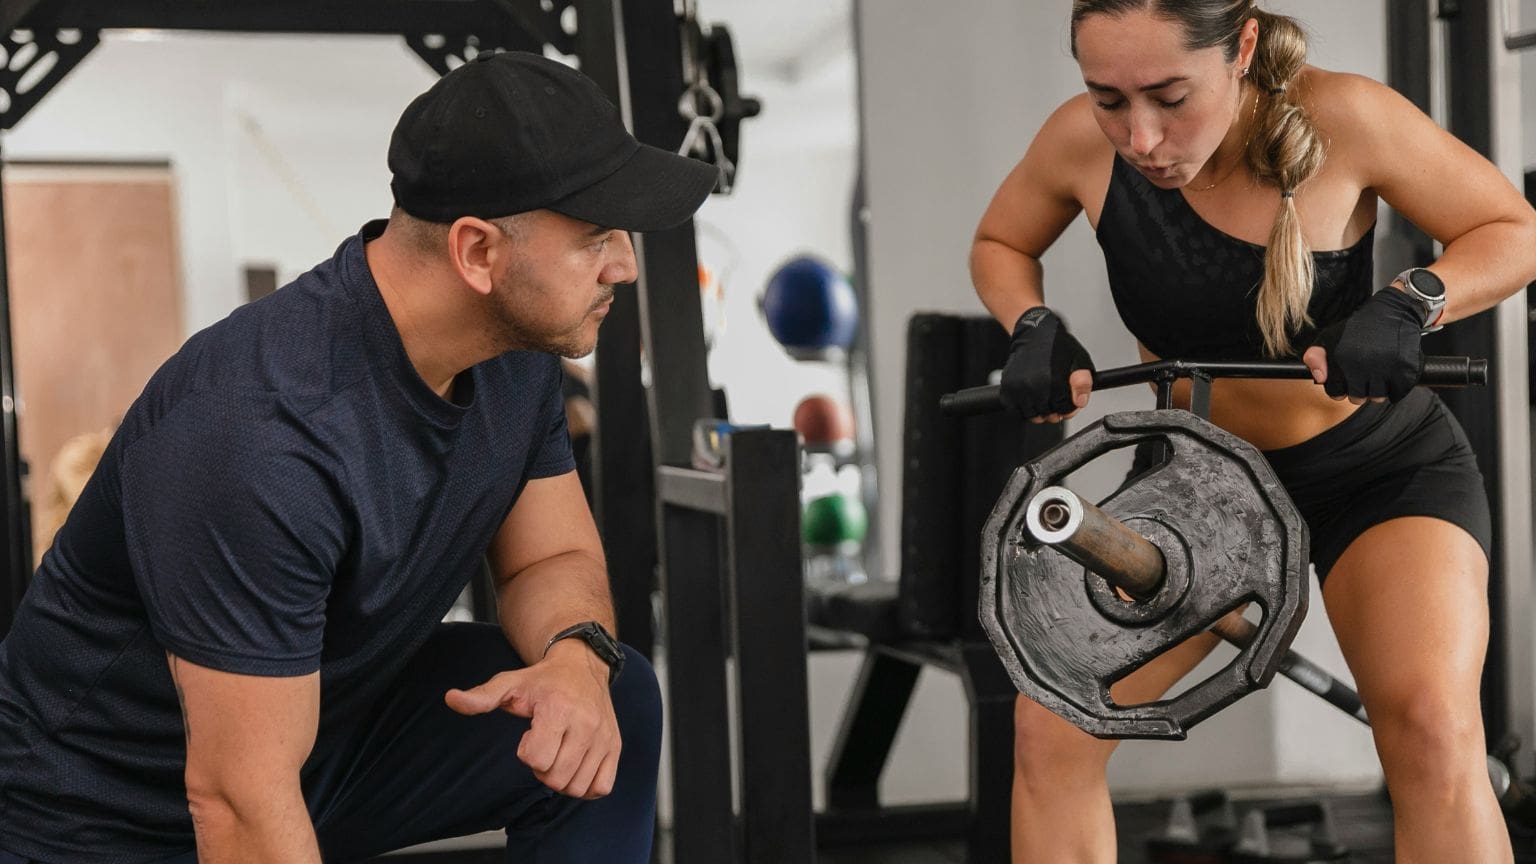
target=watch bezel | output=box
[1395,266,1446,332]
[1404,267,1446,301]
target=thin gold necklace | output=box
[1191,88,1258,193]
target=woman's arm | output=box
[971,94,1107,328]
[1336,72,1536,322]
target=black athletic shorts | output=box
[1129,386,1492,581]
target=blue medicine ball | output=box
[761,256,858,352]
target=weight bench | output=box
[805,312,1062,859]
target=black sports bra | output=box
[1095,153,1375,360]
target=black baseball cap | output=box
[389,51,718,231]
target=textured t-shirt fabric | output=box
[0,220,574,863]
[1097,153,1377,359]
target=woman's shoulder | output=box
[1039,93,1114,157]
[1296,66,1406,147]
[1032,93,1116,192]
[1295,65,1423,183]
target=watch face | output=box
[1408,268,1445,300]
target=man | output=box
[0,51,716,863]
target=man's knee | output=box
[611,645,662,770]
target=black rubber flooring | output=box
[371,788,1536,862]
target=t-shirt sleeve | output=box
[119,396,347,676]
[527,362,577,480]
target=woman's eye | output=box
[1096,100,1125,111]
[1159,97,1188,108]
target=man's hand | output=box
[444,640,620,799]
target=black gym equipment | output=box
[676,9,761,193]
[806,314,1061,860]
[1145,789,1240,864]
[1144,789,1353,864]
[1387,0,1521,760]
[946,357,1483,739]
[944,357,1536,836]
[993,415,1308,740]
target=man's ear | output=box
[446,217,503,297]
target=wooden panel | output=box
[5,163,183,565]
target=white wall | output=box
[692,52,859,428]
[1524,0,1536,171]
[857,0,1388,793]
[4,33,438,334]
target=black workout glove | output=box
[1309,288,1425,402]
[1000,307,1095,419]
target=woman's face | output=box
[1074,9,1254,188]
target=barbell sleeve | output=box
[1024,485,1166,599]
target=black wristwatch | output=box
[1394,267,1446,333]
[543,621,624,685]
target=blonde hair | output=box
[1072,1,1327,356]
[35,427,113,567]
[1244,8,1326,356]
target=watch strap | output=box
[543,621,624,684]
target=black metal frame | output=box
[1386,0,1511,747]
[655,431,816,864]
[814,640,1015,858]
[0,161,21,633]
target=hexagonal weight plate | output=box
[979,410,1309,739]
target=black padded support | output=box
[896,314,964,638]
[957,318,1062,640]
[805,580,900,643]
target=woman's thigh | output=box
[1322,516,1490,764]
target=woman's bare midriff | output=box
[1139,348,1361,451]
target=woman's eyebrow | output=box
[1084,75,1190,93]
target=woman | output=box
[970,1,1536,861]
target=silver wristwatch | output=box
[1394,267,1446,333]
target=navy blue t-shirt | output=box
[0,220,575,862]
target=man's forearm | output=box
[187,780,322,864]
[494,549,615,663]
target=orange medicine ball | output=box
[792,394,854,447]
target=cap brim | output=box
[546,143,718,233]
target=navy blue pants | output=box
[1,623,661,864]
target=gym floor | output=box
[368,788,1536,863]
